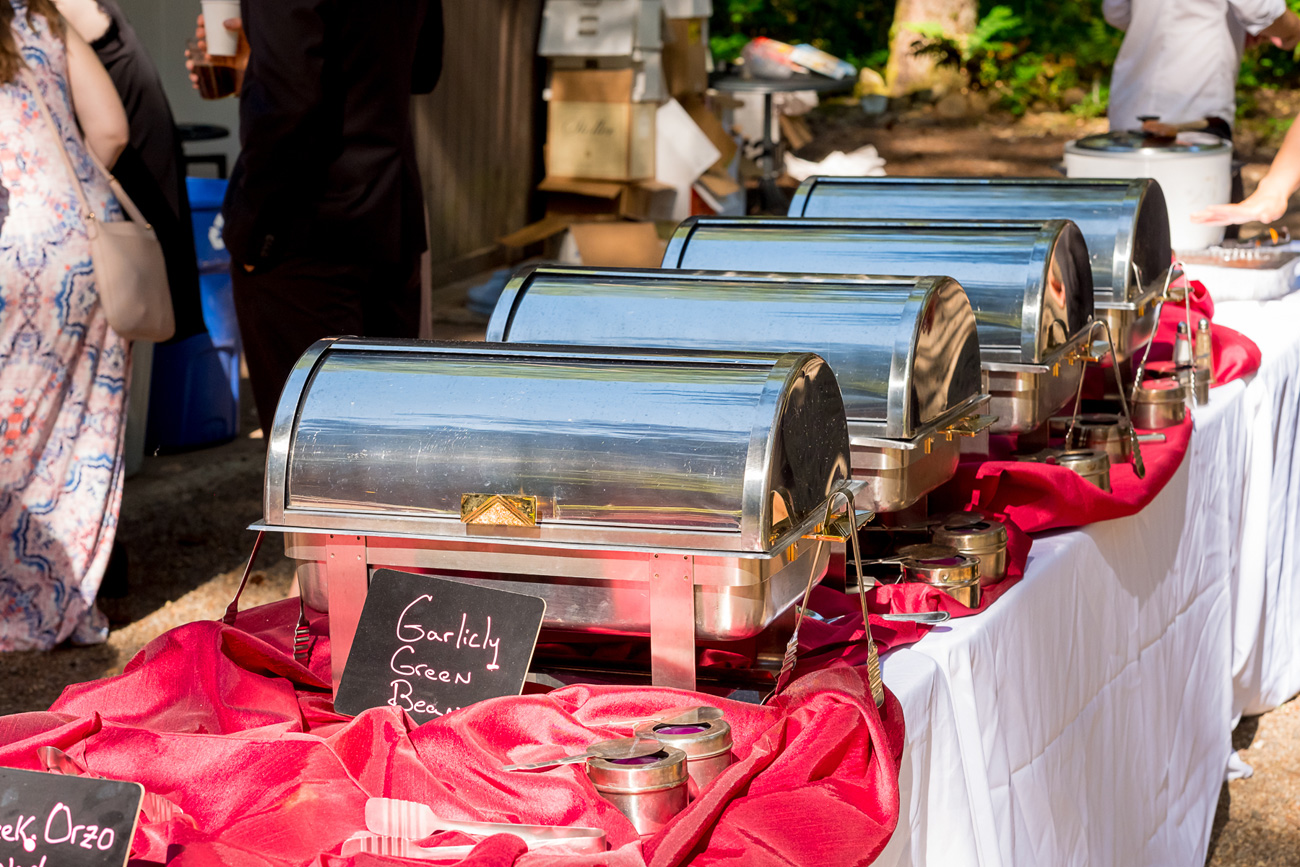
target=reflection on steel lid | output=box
[1069,131,1231,154]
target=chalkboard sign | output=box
[335,570,547,723]
[0,767,143,867]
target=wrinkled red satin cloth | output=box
[937,416,1193,534]
[1145,279,1261,386]
[809,514,1032,655]
[1087,278,1261,394]
[0,601,904,867]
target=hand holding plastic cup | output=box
[200,0,241,57]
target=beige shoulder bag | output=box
[22,69,175,343]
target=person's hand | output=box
[1259,9,1300,52]
[184,13,205,91]
[1141,119,1179,139]
[185,14,250,94]
[1191,189,1290,226]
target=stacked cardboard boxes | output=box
[505,0,739,265]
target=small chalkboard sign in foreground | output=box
[335,570,547,724]
[0,767,142,867]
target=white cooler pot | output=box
[1064,131,1232,252]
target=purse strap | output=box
[19,67,152,228]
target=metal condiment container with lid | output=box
[932,513,1008,587]
[1132,378,1187,429]
[587,747,689,835]
[1196,318,1215,385]
[644,718,734,794]
[787,176,1171,361]
[654,217,1091,434]
[896,543,982,608]
[1052,413,1134,463]
[1053,449,1112,492]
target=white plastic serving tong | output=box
[352,797,606,859]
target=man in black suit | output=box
[213,0,443,437]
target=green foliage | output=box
[708,0,894,70]
[710,0,1300,116]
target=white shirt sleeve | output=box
[1227,0,1289,35]
[1103,0,1133,31]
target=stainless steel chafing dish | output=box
[786,176,1173,361]
[486,265,990,514]
[256,339,858,692]
[658,217,1093,433]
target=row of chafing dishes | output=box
[254,176,1180,700]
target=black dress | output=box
[90,0,205,341]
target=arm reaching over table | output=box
[1193,114,1300,225]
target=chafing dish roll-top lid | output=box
[486,266,984,442]
[262,339,851,554]
[786,177,1171,307]
[658,217,1092,366]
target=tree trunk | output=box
[886,0,977,96]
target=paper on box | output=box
[662,0,712,18]
[655,98,721,221]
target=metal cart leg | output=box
[649,554,697,691]
[325,534,368,692]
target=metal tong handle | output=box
[501,753,590,772]
[222,530,265,626]
[1067,319,1146,480]
[773,487,883,707]
[1130,260,1180,397]
[880,611,951,624]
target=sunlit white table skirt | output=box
[877,290,1300,866]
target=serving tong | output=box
[501,735,662,772]
[343,797,606,859]
[1061,318,1147,479]
[772,487,886,707]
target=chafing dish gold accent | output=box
[460,494,538,527]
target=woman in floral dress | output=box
[0,0,130,650]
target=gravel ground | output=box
[0,110,1296,866]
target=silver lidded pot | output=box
[587,747,690,835]
[643,718,734,795]
[1052,449,1112,492]
[932,513,1008,587]
[896,543,982,608]
[1132,378,1187,429]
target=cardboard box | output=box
[655,97,721,220]
[662,0,711,17]
[561,221,667,267]
[662,17,709,97]
[547,69,657,181]
[539,0,662,58]
[551,50,667,103]
[540,176,676,221]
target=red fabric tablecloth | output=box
[938,417,1193,534]
[807,514,1032,656]
[1142,278,1261,386]
[0,601,905,867]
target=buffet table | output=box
[877,289,1300,866]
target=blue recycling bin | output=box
[144,178,242,452]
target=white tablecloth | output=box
[877,292,1300,866]
[1210,292,1300,717]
